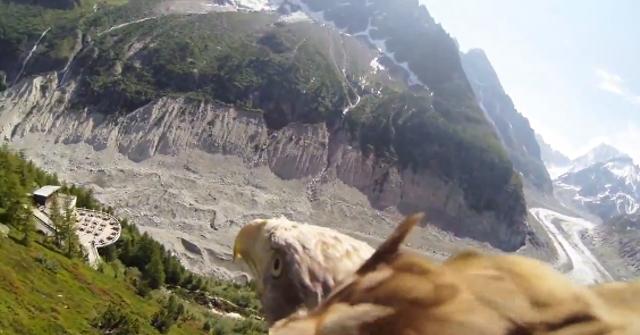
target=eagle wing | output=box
[270,214,640,335]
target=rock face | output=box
[536,133,571,178]
[0,72,528,250]
[0,0,535,253]
[461,49,552,193]
[589,213,640,278]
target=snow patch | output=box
[98,17,157,36]
[292,6,428,89]
[369,57,385,73]
[605,160,640,187]
[342,94,361,116]
[614,193,639,215]
[555,180,581,192]
[234,0,282,11]
[14,27,51,84]
[277,10,312,24]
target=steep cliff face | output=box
[0,71,528,250]
[0,0,532,250]
[536,133,571,178]
[461,49,552,193]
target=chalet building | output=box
[33,185,77,210]
[31,185,77,236]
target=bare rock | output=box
[180,237,203,256]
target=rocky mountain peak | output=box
[555,155,640,221]
[571,143,630,173]
[461,49,504,92]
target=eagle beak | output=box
[233,243,242,262]
[233,220,267,263]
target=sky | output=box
[421,0,640,162]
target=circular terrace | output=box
[75,209,121,248]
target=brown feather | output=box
[356,213,424,275]
[270,214,640,335]
[590,281,640,319]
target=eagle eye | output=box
[271,256,283,278]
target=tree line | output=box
[0,145,265,333]
[0,145,59,246]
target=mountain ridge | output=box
[555,155,640,221]
[461,49,552,193]
[1,0,531,251]
[569,143,630,175]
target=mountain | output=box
[569,143,629,175]
[0,0,529,252]
[535,133,571,177]
[537,137,629,182]
[461,49,552,192]
[604,213,640,275]
[589,212,640,278]
[555,156,640,221]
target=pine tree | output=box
[164,256,185,286]
[62,200,80,258]
[93,304,142,335]
[49,196,63,247]
[16,203,34,246]
[151,295,185,333]
[100,243,117,262]
[119,237,134,265]
[0,165,34,246]
[145,249,165,289]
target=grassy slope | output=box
[0,145,265,334]
[0,235,204,335]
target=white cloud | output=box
[595,68,640,105]
[595,69,623,94]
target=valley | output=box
[7,132,515,280]
[0,0,636,297]
[530,208,613,284]
[7,118,629,284]
[1,1,638,334]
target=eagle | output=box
[236,214,640,334]
[233,216,374,324]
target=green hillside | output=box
[0,235,190,334]
[0,146,266,334]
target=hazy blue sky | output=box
[421,0,640,162]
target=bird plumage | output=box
[270,214,640,335]
[233,216,374,324]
